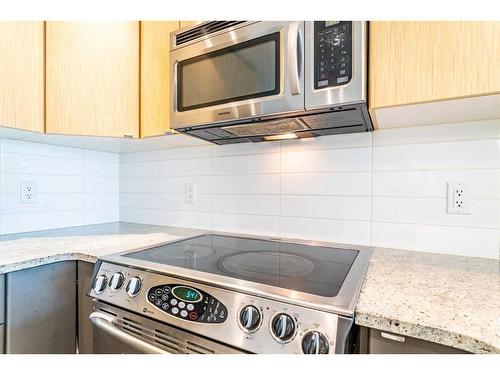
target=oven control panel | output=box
[147,284,227,324]
[314,21,352,89]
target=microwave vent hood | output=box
[175,104,373,145]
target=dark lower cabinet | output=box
[359,327,468,354]
[0,325,4,354]
[0,274,4,354]
[5,261,77,353]
[77,261,95,354]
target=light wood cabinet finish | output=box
[140,21,180,138]
[0,22,44,133]
[179,21,198,29]
[46,22,140,137]
[369,21,500,110]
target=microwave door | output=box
[304,21,367,110]
[171,21,305,130]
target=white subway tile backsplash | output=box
[0,138,119,235]
[213,213,279,236]
[213,194,280,216]
[372,196,500,229]
[373,169,500,198]
[213,153,280,175]
[281,147,371,173]
[160,193,212,212]
[120,192,160,209]
[118,123,500,260]
[160,176,212,194]
[281,195,371,221]
[160,158,212,177]
[280,216,371,245]
[371,222,500,259]
[281,172,371,196]
[213,174,279,195]
[120,161,159,178]
[373,139,500,171]
[161,210,211,230]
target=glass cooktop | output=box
[124,234,358,297]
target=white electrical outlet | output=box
[184,183,196,203]
[447,182,471,214]
[20,181,38,204]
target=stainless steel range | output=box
[87,233,372,354]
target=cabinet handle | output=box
[381,331,406,343]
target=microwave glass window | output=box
[177,33,280,111]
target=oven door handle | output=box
[287,21,303,95]
[89,311,169,354]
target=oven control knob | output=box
[239,305,261,332]
[108,272,125,290]
[271,313,296,342]
[302,331,329,354]
[125,277,142,297]
[92,275,107,294]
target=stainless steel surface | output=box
[170,21,372,143]
[304,21,367,109]
[90,311,167,354]
[359,327,469,354]
[93,274,107,294]
[6,261,77,353]
[126,277,142,297]
[78,261,95,354]
[99,232,372,316]
[171,21,305,129]
[109,272,125,290]
[0,324,4,354]
[89,232,370,354]
[91,301,243,354]
[0,274,4,324]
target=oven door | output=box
[90,301,244,354]
[171,21,305,129]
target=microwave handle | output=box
[287,21,303,96]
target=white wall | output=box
[0,138,119,235]
[120,120,500,260]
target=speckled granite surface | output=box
[0,223,498,354]
[355,248,500,354]
[0,222,204,274]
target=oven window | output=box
[177,32,280,111]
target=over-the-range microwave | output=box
[170,21,372,144]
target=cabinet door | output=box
[0,274,4,324]
[369,21,500,110]
[0,21,44,133]
[46,21,139,137]
[5,262,77,354]
[77,261,95,354]
[179,21,198,29]
[140,21,180,138]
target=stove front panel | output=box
[88,261,348,354]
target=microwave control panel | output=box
[314,21,353,89]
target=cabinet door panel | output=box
[0,21,44,132]
[179,21,198,29]
[46,21,139,137]
[6,262,77,354]
[369,21,500,109]
[0,274,4,324]
[77,261,95,354]
[140,21,180,137]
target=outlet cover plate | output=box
[20,181,38,204]
[184,183,196,204]
[447,182,471,214]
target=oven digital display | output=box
[172,286,202,302]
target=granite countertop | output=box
[0,222,498,354]
[0,222,204,275]
[355,248,500,354]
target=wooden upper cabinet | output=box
[46,22,140,138]
[179,21,198,29]
[369,21,500,117]
[0,22,44,133]
[140,21,179,138]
